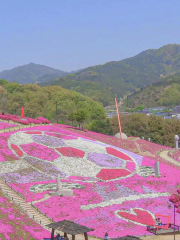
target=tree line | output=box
[110,113,180,147]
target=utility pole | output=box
[55,101,58,123]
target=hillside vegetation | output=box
[110,113,180,147]
[0,79,106,123]
[124,73,180,108]
[41,44,180,105]
[41,78,115,106]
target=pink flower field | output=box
[0,124,180,239]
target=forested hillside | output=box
[124,73,180,108]
[41,78,115,106]
[41,44,180,104]
[0,79,106,123]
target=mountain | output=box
[40,44,180,105]
[0,63,69,84]
[123,73,180,108]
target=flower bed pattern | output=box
[0,121,17,130]
[0,124,179,238]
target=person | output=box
[155,218,159,226]
[56,233,62,240]
[104,233,108,240]
[158,218,162,230]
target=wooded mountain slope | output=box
[0,63,69,84]
[41,44,180,104]
[41,79,115,106]
[123,73,180,108]
[0,79,106,122]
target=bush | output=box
[37,117,51,124]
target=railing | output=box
[31,202,53,222]
[147,223,180,234]
[169,223,180,232]
[147,225,157,234]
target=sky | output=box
[0,0,180,72]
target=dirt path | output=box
[159,150,180,167]
[134,141,155,157]
[140,234,180,240]
[32,193,51,204]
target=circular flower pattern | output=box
[8,130,143,181]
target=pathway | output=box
[32,193,51,204]
[159,150,180,167]
[134,141,155,157]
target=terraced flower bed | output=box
[135,139,171,155]
[0,121,17,130]
[0,124,180,238]
[0,190,49,239]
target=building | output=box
[106,112,117,118]
[173,106,180,114]
[152,107,165,111]
[142,108,151,113]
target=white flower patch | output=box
[9,131,34,146]
[52,156,101,177]
[81,192,170,210]
[0,160,30,174]
[63,138,107,154]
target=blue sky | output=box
[0,0,180,72]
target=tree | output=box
[87,119,113,135]
[75,110,88,129]
[135,105,145,111]
[67,112,76,126]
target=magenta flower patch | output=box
[11,144,23,157]
[96,169,131,180]
[117,208,154,226]
[45,132,78,140]
[25,131,42,134]
[21,143,59,161]
[56,147,85,158]
[106,147,133,161]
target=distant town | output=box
[106,105,180,119]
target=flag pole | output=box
[115,98,123,140]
